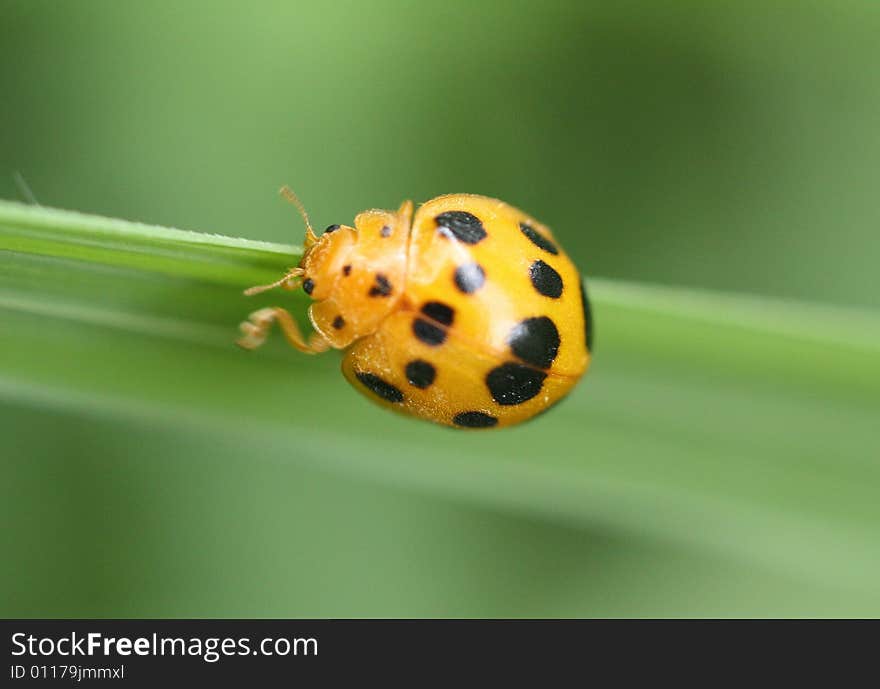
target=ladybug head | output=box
[265,186,352,300]
[297,221,356,301]
[242,186,355,300]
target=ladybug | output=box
[238,188,593,429]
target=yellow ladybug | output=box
[238,188,593,429]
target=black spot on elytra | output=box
[324,224,341,234]
[355,372,404,403]
[420,301,454,326]
[380,225,392,237]
[508,316,560,369]
[519,222,558,255]
[405,359,436,389]
[529,260,563,298]
[413,302,455,345]
[302,278,315,295]
[454,263,486,294]
[486,363,547,406]
[343,264,352,276]
[369,273,392,297]
[580,279,594,352]
[412,319,446,346]
[453,411,499,428]
[332,315,345,330]
[435,210,487,244]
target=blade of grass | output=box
[0,200,299,286]
[3,199,877,352]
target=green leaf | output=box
[0,199,299,286]
[2,200,880,613]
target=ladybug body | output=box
[239,192,592,429]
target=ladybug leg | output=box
[242,268,303,297]
[237,307,329,354]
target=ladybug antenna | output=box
[280,185,319,250]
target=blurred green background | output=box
[2,0,879,616]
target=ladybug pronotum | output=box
[238,188,593,429]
